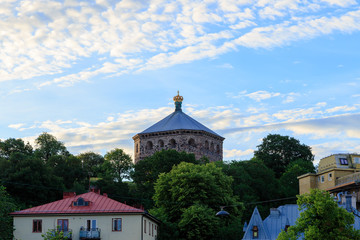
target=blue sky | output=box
[1,0,360,164]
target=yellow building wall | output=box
[13,214,158,240]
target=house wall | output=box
[298,169,358,194]
[13,214,158,240]
[298,174,317,195]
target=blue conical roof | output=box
[140,100,222,138]
[140,109,222,137]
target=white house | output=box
[11,191,159,240]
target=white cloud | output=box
[0,0,359,87]
[224,148,254,159]
[8,123,25,129]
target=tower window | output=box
[169,139,176,148]
[216,145,220,154]
[205,141,209,150]
[188,138,196,147]
[146,141,153,150]
[158,140,164,148]
[136,144,139,153]
[210,142,214,151]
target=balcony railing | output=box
[79,227,101,239]
[336,172,360,186]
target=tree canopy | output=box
[152,162,242,240]
[277,189,360,240]
[254,134,314,178]
[0,185,18,240]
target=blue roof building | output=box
[132,92,224,163]
[243,193,360,240]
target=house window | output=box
[152,223,154,236]
[340,158,348,165]
[144,220,146,233]
[112,218,122,231]
[149,222,151,235]
[87,219,97,231]
[33,219,42,233]
[321,176,325,183]
[328,173,332,181]
[57,219,69,231]
[252,226,258,238]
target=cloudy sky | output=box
[1,0,360,164]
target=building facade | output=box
[11,191,159,240]
[243,193,360,240]
[298,153,360,209]
[132,92,224,163]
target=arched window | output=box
[188,138,196,147]
[216,145,220,154]
[285,225,290,232]
[210,142,214,151]
[169,139,176,148]
[136,144,139,153]
[252,226,258,238]
[205,140,209,150]
[73,197,89,206]
[146,141,153,150]
[158,140,164,148]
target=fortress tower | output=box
[132,92,224,163]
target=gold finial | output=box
[173,90,183,102]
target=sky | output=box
[1,0,360,164]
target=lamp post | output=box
[216,206,230,217]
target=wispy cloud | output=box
[1,0,360,87]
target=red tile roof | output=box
[11,192,144,215]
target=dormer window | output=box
[340,158,348,165]
[252,226,258,238]
[73,197,89,206]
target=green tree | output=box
[3,154,63,207]
[220,159,280,221]
[35,132,69,162]
[77,152,105,177]
[0,138,33,159]
[280,159,315,198]
[131,150,199,208]
[0,185,18,240]
[178,203,220,240]
[254,134,314,178]
[153,162,242,240]
[42,228,70,240]
[277,189,360,240]
[104,148,133,180]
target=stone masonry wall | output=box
[133,130,223,163]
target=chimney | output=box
[345,194,352,211]
[270,208,280,218]
[63,192,76,199]
[103,193,108,198]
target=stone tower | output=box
[132,92,224,163]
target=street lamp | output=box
[216,206,230,217]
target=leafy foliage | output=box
[131,149,199,208]
[42,228,70,240]
[254,134,314,178]
[277,189,360,240]
[153,162,243,240]
[104,148,133,180]
[0,185,18,240]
